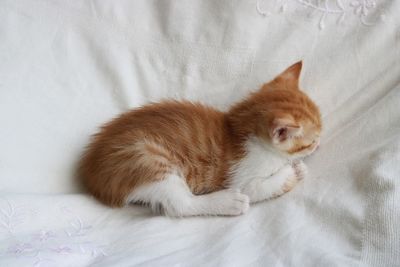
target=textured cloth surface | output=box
[0,0,399,266]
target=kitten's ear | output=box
[270,118,302,143]
[274,61,302,88]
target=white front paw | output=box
[280,161,307,193]
[292,160,308,180]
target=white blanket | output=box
[1,0,399,266]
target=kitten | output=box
[78,61,322,217]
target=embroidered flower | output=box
[350,0,376,16]
[51,246,73,254]
[0,198,24,234]
[34,230,56,242]
[7,243,35,255]
[256,0,384,29]
[2,202,108,265]
[66,219,92,237]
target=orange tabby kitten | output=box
[78,61,321,217]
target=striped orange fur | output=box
[78,61,322,209]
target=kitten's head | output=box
[261,61,322,158]
[229,61,322,159]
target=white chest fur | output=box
[127,137,295,216]
[229,137,289,189]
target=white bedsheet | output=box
[1,0,399,266]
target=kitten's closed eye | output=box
[289,144,312,154]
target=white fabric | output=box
[1,0,399,266]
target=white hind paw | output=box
[213,189,250,216]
